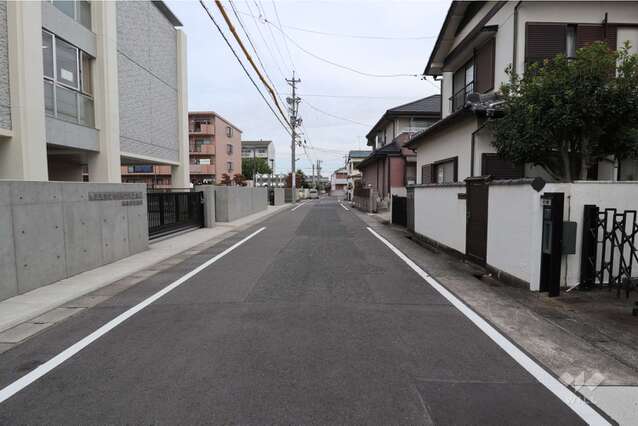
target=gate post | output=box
[580,204,599,289]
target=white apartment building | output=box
[0,0,189,185]
[241,139,275,171]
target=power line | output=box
[303,100,372,127]
[213,0,290,126]
[236,10,435,41]
[277,23,436,41]
[270,0,295,71]
[245,12,420,78]
[199,0,291,135]
[255,0,292,73]
[244,0,287,81]
[228,1,289,110]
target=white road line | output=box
[366,227,611,426]
[338,202,350,211]
[291,201,309,212]
[0,226,267,405]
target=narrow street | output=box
[0,198,589,424]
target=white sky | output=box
[167,0,450,175]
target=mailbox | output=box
[539,193,564,297]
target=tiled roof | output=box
[348,150,372,158]
[388,95,442,114]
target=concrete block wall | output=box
[213,186,267,222]
[272,188,284,206]
[0,181,148,302]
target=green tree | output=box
[242,158,272,180]
[491,42,638,181]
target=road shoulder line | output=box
[366,226,612,426]
[0,227,267,405]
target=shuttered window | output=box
[576,24,604,49]
[481,154,524,179]
[475,38,495,93]
[525,23,566,65]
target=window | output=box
[226,144,233,155]
[127,165,154,173]
[51,1,91,30]
[226,126,233,137]
[198,158,211,165]
[474,38,495,93]
[42,30,94,127]
[421,158,458,184]
[227,161,233,172]
[433,158,458,183]
[451,60,474,112]
[525,23,617,66]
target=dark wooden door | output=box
[466,178,489,264]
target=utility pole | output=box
[316,160,322,190]
[312,163,315,189]
[269,158,274,187]
[252,148,257,187]
[286,72,301,203]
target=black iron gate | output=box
[392,195,407,227]
[147,191,204,240]
[580,204,638,297]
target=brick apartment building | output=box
[121,111,242,187]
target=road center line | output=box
[291,201,309,212]
[338,202,350,211]
[0,226,267,405]
[366,226,611,426]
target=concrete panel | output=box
[10,181,62,205]
[0,204,17,300]
[100,202,130,264]
[273,188,284,206]
[62,202,103,276]
[195,185,216,227]
[127,200,149,255]
[45,116,99,152]
[12,203,66,293]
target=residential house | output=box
[242,139,275,172]
[331,168,348,193]
[0,1,190,186]
[404,1,638,293]
[407,1,638,183]
[345,150,371,200]
[357,95,441,208]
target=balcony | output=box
[189,123,215,135]
[189,144,216,155]
[449,82,474,113]
[190,164,216,175]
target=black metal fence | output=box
[580,204,638,297]
[392,195,407,227]
[147,191,204,240]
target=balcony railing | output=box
[189,144,215,155]
[449,82,474,113]
[190,164,216,175]
[189,123,215,134]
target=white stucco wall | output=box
[413,184,466,253]
[415,114,477,183]
[487,181,638,291]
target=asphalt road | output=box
[0,197,587,424]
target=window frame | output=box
[42,30,95,127]
[226,126,233,137]
[50,1,92,30]
[226,144,233,155]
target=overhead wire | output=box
[213,0,290,127]
[303,100,372,127]
[244,0,287,81]
[199,0,291,135]
[271,0,296,71]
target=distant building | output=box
[358,95,441,207]
[331,168,348,193]
[254,172,286,187]
[242,140,275,172]
[122,111,243,186]
[345,150,371,200]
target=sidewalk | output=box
[358,211,638,425]
[0,204,290,346]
